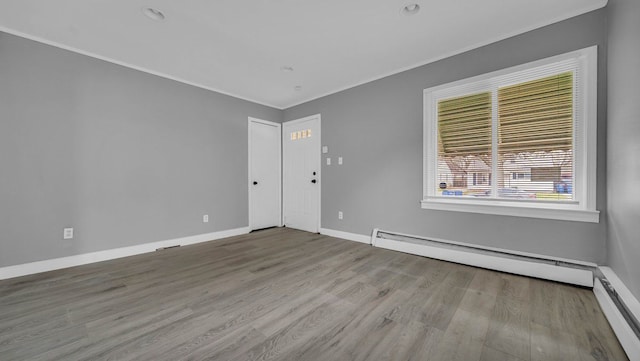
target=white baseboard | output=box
[319,228,371,244]
[594,277,640,361]
[0,227,250,280]
[372,236,593,287]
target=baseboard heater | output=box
[594,271,640,361]
[370,228,596,287]
[370,228,640,360]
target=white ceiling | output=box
[0,0,607,109]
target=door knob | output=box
[311,179,317,184]
[253,181,258,185]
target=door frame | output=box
[248,117,282,230]
[282,114,321,233]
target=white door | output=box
[249,118,281,230]
[283,114,321,233]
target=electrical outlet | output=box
[338,211,343,220]
[63,228,74,239]
[327,157,331,165]
[338,157,343,165]
[203,215,209,223]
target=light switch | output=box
[322,146,329,154]
[338,157,343,165]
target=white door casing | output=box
[283,114,321,233]
[248,117,282,230]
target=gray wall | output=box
[0,32,282,267]
[606,0,640,299]
[284,10,608,263]
[1,8,622,271]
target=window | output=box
[290,129,312,141]
[422,47,598,222]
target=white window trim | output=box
[422,46,599,223]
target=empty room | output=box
[1,0,639,360]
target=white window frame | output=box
[422,46,599,223]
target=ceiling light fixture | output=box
[294,85,302,91]
[401,3,420,16]
[280,66,294,72]
[142,7,165,21]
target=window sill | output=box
[420,198,599,223]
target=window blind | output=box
[498,72,574,154]
[437,91,492,157]
[497,71,574,198]
[434,71,576,199]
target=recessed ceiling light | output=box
[280,66,294,72]
[401,3,420,16]
[142,7,165,21]
[294,85,302,91]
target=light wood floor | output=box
[0,227,628,361]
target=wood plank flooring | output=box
[0,227,628,360]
